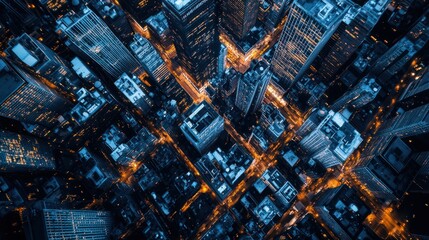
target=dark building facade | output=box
[163,0,220,86]
[221,0,259,40]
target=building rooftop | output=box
[381,137,412,172]
[71,57,92,80]
[115,73,149,105]
[243,60,270,85]
[165,0,193,10]
[362,137,419,199]
[254,196,280,225]
[182,101,221,136]
[146,12,169,35]
[280,214,330,239]
[56,7,100,31]
[6,33,58,72]
[316,185,371,239]
[69,88,106,124]
[261,168,287,191]
[196,144,252,198]
[129,35,165,74]
[318,111,363,162]
[276,181,298,205]
[102,125,127,151]
[135,164,160,191]
[250,126,269,152]
[91,0,122,20]
[282,150,300,167]
[295,0,351,28]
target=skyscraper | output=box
[265,0,291,30]
[235,60,272,116]
[25,207,113,240]
[56,7,141,78]
[6,33,81,99]
[372,10,429,84]
[314,185,371,239]
[414,152,429,193]
[309,0,389,83]
[0,21,13,52]
[0,130,56,172]
[118,0,162,24]
[260,103,287,142]
[353,136,420,201]
[129,34,171,86]
[221,0,259,40]
[400,69,429,110]
[163,0,219,86]
[180,101,224,153]
[298,109,362,168]
[271,0,351,89]
[377,103,429,138]
[145,12,173,48]
[0,0,39,32]
[90,0,134,42]
[0,58,71,128]
[331,76,381,112]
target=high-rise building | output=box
[259,0,271,23]
[377,103,429,138]
[296,108,327,137]
[110,127,157,165]
[0,58,71,128]
[388,0,418,28]
[309,0,389,83]
[90,0,134,42]
[249,126,270,152]
[413,152,429,193]
[372,11,429,84]
[6,33,81,99]
[129,34,171,87]
[145,12,172,48]
[298,109,362,168]
[38,0,71,19]
[24,207,113,240]
[314,185,371,240]
[56,7,141,78]
[196,145,252,199]
[52,87,121,149]
[235,60,272,116]
[260,103,287,142]
[163,0,219,86]
[0,22,13,52]
[118,0,162,24]
[353,136,420,201]
[271,0,351,89]
[180,101,224,153]
[265,0,292,30]
[115,73,154,114]
[129,34,189,102]
[221,0,259,40]
[400,69,429,110]
[0,0,39,32]
[331,76,381,111]
[0,130,56,172]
